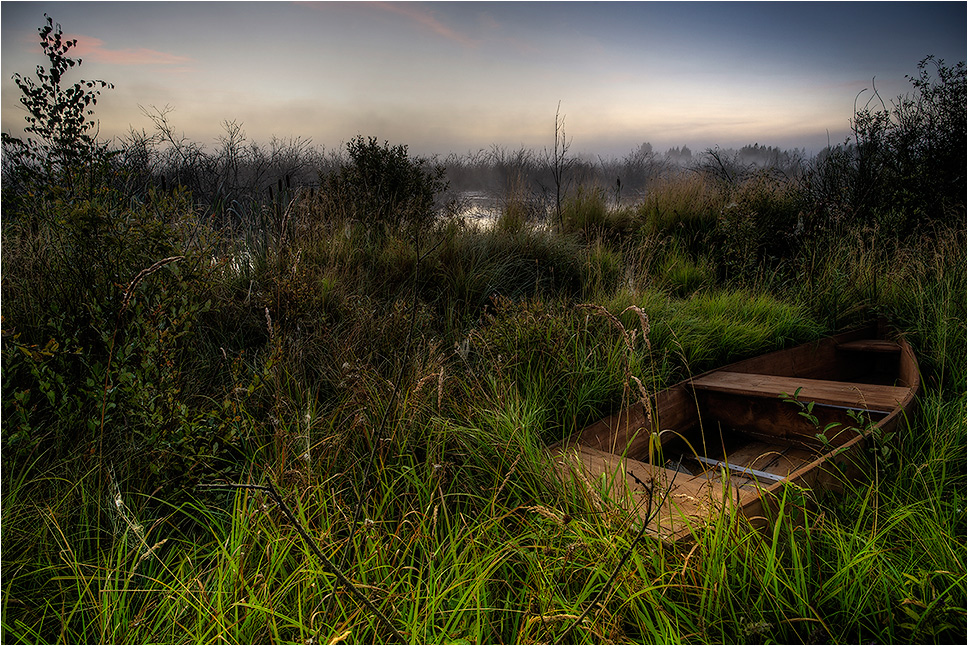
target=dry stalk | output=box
[198,480,404,642]
[412,372,437,396]
[555,461,682,644]
[436,365,445,410]
[577,302,656,428]
[576,303,634,353]
[264,306,274,341]
[493,454,521,503]
[629,375,654,429]
[622,305,652,352]
[121,255,185,314]
[525,505,567,526]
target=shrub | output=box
[803,56,966,237]
[561,186,609,236]
[638,173,724,256]
[321,135,448,235]
[713,171,802,278]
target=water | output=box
[451,190,557,229]
[454,190,503,226]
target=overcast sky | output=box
[2,1,965,158]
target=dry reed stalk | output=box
[526,613,581,626]
[577,302,656,428]
[629,375,653,428]
[125,538,169,586]
[576,303,634,353]
[525,505,567,525]
[412,372,437,395]
[121,255,185,313]
[436,365,445,409]
[493,454,521,502]
[264,306,274,340]
[622,305,652,351]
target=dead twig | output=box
[554,460,681,644]
[197,480,404,642]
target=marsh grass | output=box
[3,150,965,644]
[637,173,723,253]
[4,34,964,642]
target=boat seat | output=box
[837,339,902,354]
[691,371,910,414]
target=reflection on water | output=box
[454,190,503,226]
[451,189,639,229]
[452,190,554,228]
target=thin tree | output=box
[550,101,572,230]
[2,14,113,195]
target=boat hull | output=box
[553,321,920,543]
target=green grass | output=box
[2,166,965,644]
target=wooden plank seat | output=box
[691,371,910,414]
[837,339,902,353]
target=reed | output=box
[3,153,964,646]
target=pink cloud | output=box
[67,35,192,67]
[373,2,478,48]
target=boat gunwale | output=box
[551,321,921,542]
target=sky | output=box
[1,1,965,159]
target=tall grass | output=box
[3,148,965,645]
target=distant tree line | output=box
[2,15,962,238]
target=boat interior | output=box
[555,326,918,542]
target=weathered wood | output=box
[571,383,699,462]
[837,339,902,353]
[695,389,874,445]
[554,443,753,542]
[553,323,920,546]
[722,439,818,477]
[691,371,911,413]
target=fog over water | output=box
[2,2,964,159]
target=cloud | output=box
[68,35,192,67]
[372,2,478,48]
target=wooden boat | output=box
[553,321,920,543]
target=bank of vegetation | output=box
[2,16,965,644]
